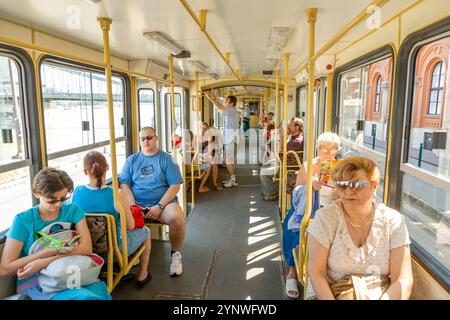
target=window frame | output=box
[374,75,382,113]
[389,16,450,291]
[0,44,41,236]
[427,61,444,115]
[137,87,156,130]
[38,56,132,162]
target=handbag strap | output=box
[36,231,65,249]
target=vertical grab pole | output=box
[300,8,318,286]
[97,17,128,264]
[274,70,282,209]
[168,55,176,151]
[281,53,290,221]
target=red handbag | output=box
[130,205,144,228]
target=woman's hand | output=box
[312,178,322,191]
[17,259,48,279]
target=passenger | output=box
[204,91,240,188]
[198,122,222,191]
[242,104,251,137]
[72,151,152,288]
[185,129,212,193]
[308,156,413,300]
[282,131,341,299]
[260,117,304,202]
[119,126,186,277]
[0,167,111,300]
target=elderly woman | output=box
[308,156,413,300]
[283,132,341,298]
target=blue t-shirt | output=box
[7,203,85,258]
[118,151,183,206]
[72,185,122,247]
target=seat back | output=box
[0,238,17,299]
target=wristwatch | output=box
[157,202,165,210]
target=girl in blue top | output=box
[0,167,110,300]
[72,151,152,288]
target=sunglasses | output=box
[335,179,368,191]
[140,135,155,142]
[44,193,72,204]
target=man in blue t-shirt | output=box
[118,127,185,277]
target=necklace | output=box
[344,204,374,229]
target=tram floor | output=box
[112,165,287,300]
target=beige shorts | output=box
[224,142,237,164]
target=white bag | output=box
[38,254,104,293]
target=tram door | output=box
[160,86,185,152]
[314,77,327,142]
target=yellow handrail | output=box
[280,53,290,219]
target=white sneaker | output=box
[221,178,230,185]
[223,180,238,188]
[169,251,183,276]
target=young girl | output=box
[72,151,152,288]
[0,167,111,300]
[282,132,341,299]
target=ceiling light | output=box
[268,27,289,52]
[188,60,208,72]
[143,31,183,56]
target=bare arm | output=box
[380,245,413,300]
[117,190,136,231]
[308,236,335,300]
[0,219,92,279]
[204,92,224,111]
[119,183,136,207]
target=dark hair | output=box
[32,167,74,198]
[268,112,274,116]
[83,151,108,188]
[227,95,237,106]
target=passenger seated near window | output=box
[0,168,111,300]
[119,126,185,277]
[308,157,413,300]
[72,151,152,288]
[282,132,341,299]
[198,122,222,191]
[184,129,211,193]
[260,117,304,202]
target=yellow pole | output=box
[274,69,282,209]
[325,73,333,131]
[130,77,138,152]
[97,17,128,263]
[300,8,318,285]
[168,55,176,150]
[281,53,290,220]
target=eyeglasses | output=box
[335,179,368,191]
[140,135,154,142]
[44,193,72,204]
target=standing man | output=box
[204,92,240,188]
[119,127,186,276]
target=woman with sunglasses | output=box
[0,168,110,299]
[282,132,341,299]
[72,151,152,288]
[308,156,413,300]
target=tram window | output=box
[0,55,32,231]
[296,85,307,118]
[41,61,127,185]
[337,56,393,202]
[401,35,450,273]
[48,140,126,187]
[138,89,155,129]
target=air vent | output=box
[262,70,273,75]
[172,50,191,59]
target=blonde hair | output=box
[316,132,340,151]
[332,156,381,183]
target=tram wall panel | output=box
[411,258,449,300]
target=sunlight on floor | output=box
[249,207,258,213]
[246,267,264,280]
[248,233,276,245]
[246,296,252,300]
[249,216,269,224]
[248,221,274,234]
[247,243,280,261]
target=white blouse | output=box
[308,200,411,283]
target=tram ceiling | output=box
[0,0,418,80]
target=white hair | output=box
[316,132,341,150]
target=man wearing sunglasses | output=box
[119,127,185,277]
